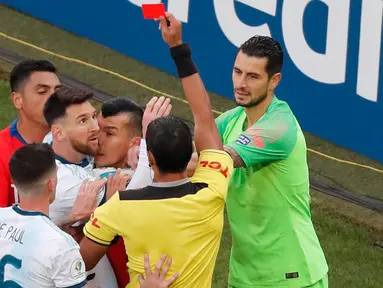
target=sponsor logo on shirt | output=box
[70,259,86,279]
[90,213,100,229]
[199,160,229,178]
[236,135,251,146]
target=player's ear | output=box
[12,92,23,110]
[147,150,156,167]
[52,124,65,141]
[269,73,282,91]
[47,178,54,192]
[47,174,57,202]
[129,136,141,148]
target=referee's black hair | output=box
[239,35,284,78]
[9,143,56,191]
[10,59,57,93]
[101,98,144,137]
[146,116,193,174]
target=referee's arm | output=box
[80,194,120,271]
[163,14,223,153]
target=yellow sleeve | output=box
[83,193,121,246]
[190,149,233,199]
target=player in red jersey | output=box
[0,60,61,207]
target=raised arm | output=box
[159,14,223,152]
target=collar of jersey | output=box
[55,154,90,168]
[236,95,279,132]
[10,119,27,144]
[12,204,49,218]
[150,178,190,188]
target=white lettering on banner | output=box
[168,0,190,23]
[127,0,160,7]
[282,0,350,84]
[357,0,383,102]
[213,0,277,46]
[127,0,381,102]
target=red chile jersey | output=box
[0,120,26,207]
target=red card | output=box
[142,3,166,19]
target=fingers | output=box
[151,96,166,116]
[92,177,108,192]
[164,103,172,117]
[138,274,144,285]
[160,17,169,31]
[78,179,87,196]
[165,272,179,287]
[154,254,167,277]
[160,257,172,280]
[145,97,158,114]
[144,97,158,113]
[157,98,171,117]
[80,178,89,192]
[118,174,130,190]
[165,12,178,24]
[123,174,131,186]
[107,173,113,183]
[143,254,152,277]
[146,96,172,117]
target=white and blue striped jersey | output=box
[49,155,118,288]
[49,155,105,225]
[0,205,87,288]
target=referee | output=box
[79,13,233,288]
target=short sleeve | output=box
[83,193,121,246]
[215,114,227,142]
[50,248,87,288]
[228,111,298,167]
[190,149,233,199]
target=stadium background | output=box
[0,2,382,287]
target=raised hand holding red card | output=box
[142,3,166,19]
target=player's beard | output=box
[70,137,99,157]
[235,87,268,108]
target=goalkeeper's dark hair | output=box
[101,97,144,137]
[9,143,56,192]
[10,59,57,93]
[146,116,193,174]
[239,35,283,78]
[43,86,93,127]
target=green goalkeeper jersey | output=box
[217,96,328,287]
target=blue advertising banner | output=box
[1,0,382,162]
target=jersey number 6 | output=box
[200,161,229,178]
[0,254,22,287]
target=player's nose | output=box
[90,117,100,132]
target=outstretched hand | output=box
[142,96,172,138]
[73,178,107,221]
[139,254,179,288]
[156,13,182,48]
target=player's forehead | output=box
[99,113,130,130]
[23,71,61,90]
[234,51,268,75]
[66,101,96,119]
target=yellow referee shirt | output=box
[84,150,233,287]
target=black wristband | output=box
[170,43,198,78]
